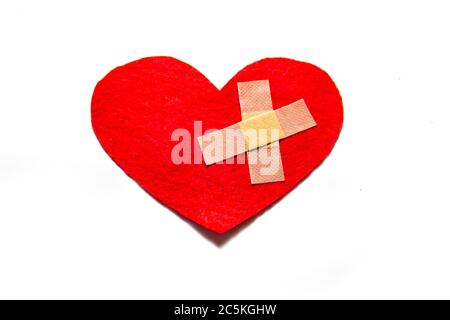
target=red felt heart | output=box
[91,57,343,234]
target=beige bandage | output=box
[198,98,316,165]
[239,109,286,149]
[237,80,285,184]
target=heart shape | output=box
[91,57,343,234]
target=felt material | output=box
[91,57,343,234]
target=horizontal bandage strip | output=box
[238,80,285,184]
[198,99,316,165]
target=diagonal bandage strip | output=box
[239,108,286,149]
[198,99,317,165]
[237,80,285,184]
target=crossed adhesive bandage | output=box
[198,80,316,184]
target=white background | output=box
[1,0,449,299]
